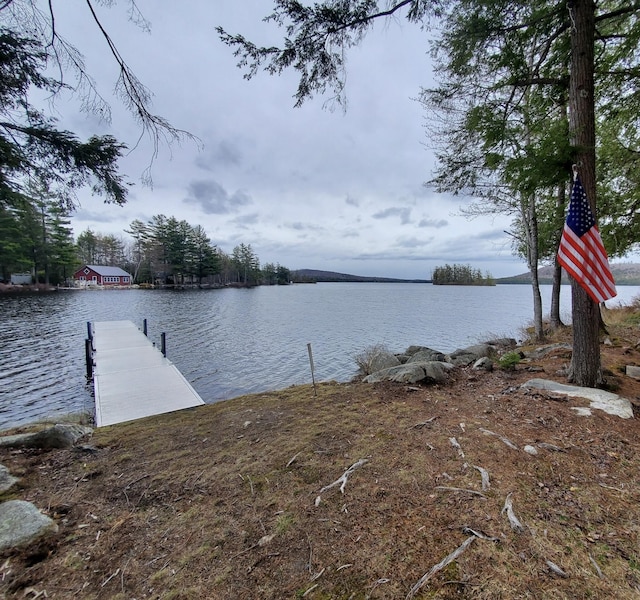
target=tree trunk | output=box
[526,195,544,340]
[549,182,566,329]
[567,0,601,387]
[549,258,565,329]
[569,280,602,385]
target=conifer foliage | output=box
[0,29,128,209]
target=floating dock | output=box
[89,320,204,427]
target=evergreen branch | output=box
[595,3,640,24]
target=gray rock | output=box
[447,344,494,366]
[389,364,432,384]
[404,345,433,356]
[626,365,640,380]
[473,357,494,371]
[407,349,446,363]
[0,465,18,493]
[368,349,401,373]
[521,378,633,419]
[421,361,454,382]
[484,338,518,349]
[524,343,572,360]
[0,424,93,450]
[363,361,452,385]
[0,500,58,551]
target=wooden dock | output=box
[90,320,204,427]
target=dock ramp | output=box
[90,320,204,427]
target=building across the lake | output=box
[74,265,132,287]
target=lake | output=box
[1,282,638,429]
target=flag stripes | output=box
[557,176,616,303]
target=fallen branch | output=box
[461,526,500,542]
[473,465,490,491]
[589,553,604,579]
[449,437,465,458]
[479,428,518,450]
[435,486,487,499]
[502,493,524,532]
[546,560,568,578]
[302,583,318,597]
[406,535,476,599]
[286,452,302,467]
[537,442,567,453]
[101,568,120,588]
[315,459,368,506]
[409,417,437,429]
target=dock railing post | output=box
[143,318,148,336]
[85,338,93,379]
[161,332,166,357]
[86,321,93,343]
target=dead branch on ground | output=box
[315,458,369,506]
[479,428,518,450]
[406,535,476,599]
[502,492,524,532]
[473,465,490,491]
[449,437,465,458]
[435,486,487,499]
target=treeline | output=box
[432,264,495,286]
[110,216,291,286]
[0,202,291,286]
[0,192,77,285]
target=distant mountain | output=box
[291,269,430,283]
[498,263,640,285]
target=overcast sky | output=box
[45,1,533,279]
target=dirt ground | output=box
[1,311,640,600]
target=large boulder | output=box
[363,361,453,385]
[407,348,446,363]
[0,500,58,551]
[521,378,633,419]
[483,338,518,349]
[0,424,93,450]
[447,343,495,367]
[368,349,401,373]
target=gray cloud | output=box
[345,194,359,207]
[285,221,325,232]
[372,207,412,224]
[418,218,448,228]
[195,140,243,171]
[73,209,121,224]
[394,236,434,249]
[184,180,252,214]
[230,213,260,226]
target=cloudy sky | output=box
[45,0,530,279]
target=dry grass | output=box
[0,312,640,599]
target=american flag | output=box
[557,176,616,303]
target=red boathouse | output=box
[73,265,132,287]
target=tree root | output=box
[315,459,368,506]
[502,492,525,532]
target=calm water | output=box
[1,283,638,429]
